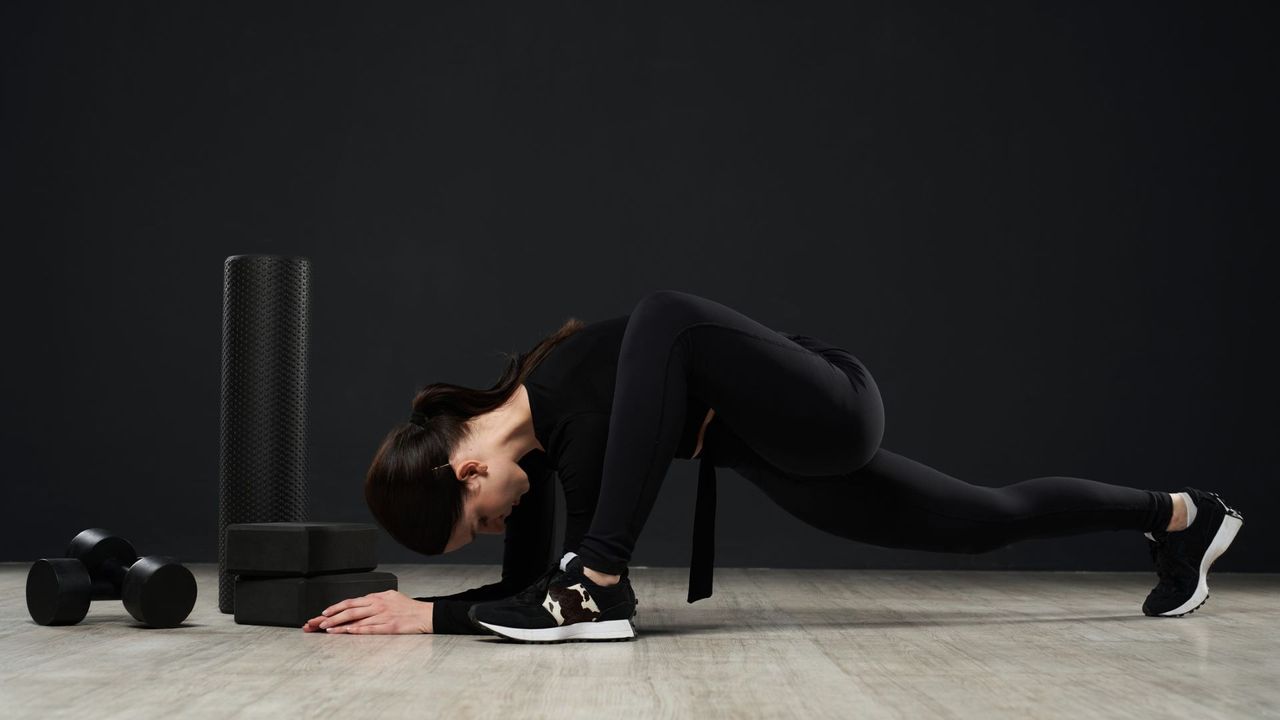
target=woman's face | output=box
[443,457,531,552]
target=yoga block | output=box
[234,572,398,627]
[226,522,378,577]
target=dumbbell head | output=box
[26,529,134,625]
[27,558,93,625]
[120,556,197,629]
[67,528,136,582]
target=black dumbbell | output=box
[26,528,197,628]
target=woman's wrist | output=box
[418,601,434,634]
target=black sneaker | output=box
[1142,487,1244,617]
[467,551,639,643]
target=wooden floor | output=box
[1,563,1276,719]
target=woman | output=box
[303,290,1244,642]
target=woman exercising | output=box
[303,290,1244,642]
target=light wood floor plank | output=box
[1,564,1275,719]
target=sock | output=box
[1177,492,1198,529]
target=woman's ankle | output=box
[583,565,622,586]
[1165,492,1188,532]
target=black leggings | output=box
[574,290,1172,575]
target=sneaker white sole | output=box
[1157,510,1243,617]
[476,618,637,643]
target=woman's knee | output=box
[825,437,877,476]
[631,290,701,323]
[828,407,883,474]
[626,290,710,345]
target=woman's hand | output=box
[301,590,432,634]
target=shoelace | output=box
[1150,533,1195,595]
[1145,529,1171,564]
[514,564,563,605]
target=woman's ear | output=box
[456,462,485,498]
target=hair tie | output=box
[407,410,450,472]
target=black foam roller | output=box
[217,255,312,613]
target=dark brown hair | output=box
[363,317,586,556]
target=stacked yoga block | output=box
[226,522,397,627]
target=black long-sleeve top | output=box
[415,313,850,634]
[414,314,715,634]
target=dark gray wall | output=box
[3,1,1275,577]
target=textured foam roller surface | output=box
[217,255,312,613]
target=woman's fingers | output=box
[302,613,334,631]
[304,612,370,631]
[321,597,372,618]
[325,616,389,634]
[301,595,378,631]
[302,591,424,635]
[319,605,377,628]
[319,597,375,624]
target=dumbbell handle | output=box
[88,557,136,601]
